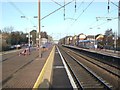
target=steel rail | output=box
[59,46,112,90]
[64,45,120,70]
[65,47,120,78]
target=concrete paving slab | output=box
[51,48,73,89]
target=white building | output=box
[41,38,48,45]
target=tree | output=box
[1,26,14,51]
[105,29,113,36]
[104,29,114,49]
[9,31,27,45]
[30,30,37,45]
[7,31,18,45]
[117,36,120,50]
[41,31,48,39]
[2,26,28,45]
[2,26,14,33]
[20,32,28,44]
[2,26,14,45]
[1,26,30,51]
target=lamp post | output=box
[89,28,96,49]
[26,30,32,52]
[21,16,37,46]
[26,32,31,47]
[113,31,118,53]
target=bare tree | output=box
[104,29,114,49]
[2,26,14,34]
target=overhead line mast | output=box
[118,0,120,36]
[38,0,41,58]
[75,0,76,12]
[64,0,65,20]
[108,0,110,13]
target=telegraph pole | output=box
[38,0,41,57]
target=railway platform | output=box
[68,45,120,58]
[2,46,54,89]
[2,45,120,89]
[33,46,75,89]
[2,45,78,89]
[51,47,73,89]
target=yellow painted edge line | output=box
[32,46,55,90]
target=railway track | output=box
[67,46,120,70]
[58,46,113,90]
[64,47,120,78]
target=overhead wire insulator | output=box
[64,14,65,20]
[64,0,65,20]
[108,0,110,13]
[75,0,76,12]
[108,0,109,13]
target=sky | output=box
[1,0,119,40]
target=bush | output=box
[116,47,120,51]
[2,42,10,51]
[2,45,10,51]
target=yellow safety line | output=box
[32,46,55,90]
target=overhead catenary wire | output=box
[8,1,25,16]
[90,8,118,26]
[67,0,85,18]
[8,0,35,26]
[76,0,95,21]
[88,2,118,29]
[108,1,119,13]
[111,1,119,8]
[73,1,118,29]
[66,1,118,34]
[50,0,67,20]
[51,0,62,6]
[51,0,75,21]
[51,0,85,21]
[71,0,95,26]
[91,17,118,29]
[65,0,92,32]
[70,0,85,20]
[41,0,75,21]
[76,0,84,11]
